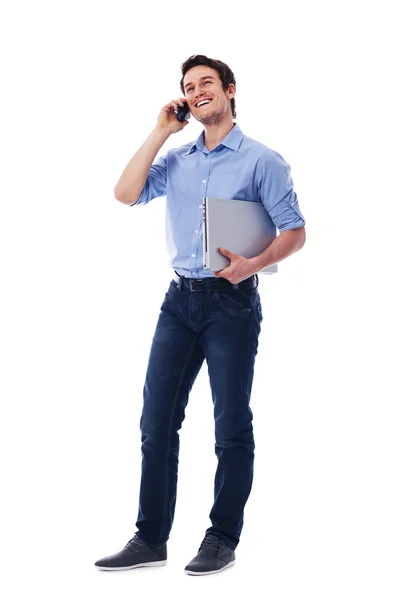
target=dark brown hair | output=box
[180,54,237,119]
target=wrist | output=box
[249,255,262,274]
[154,125,170,138]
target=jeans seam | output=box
[165,289,186,319]
[157,335,198,546]
[244,311,252,399]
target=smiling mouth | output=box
[195,99,212,108]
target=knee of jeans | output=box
[141,429,180,452]
[215,429,254,450]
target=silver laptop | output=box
[202,197,278,274]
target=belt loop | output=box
[232,283,239,290]
[255,274,259,287]
[174,270,183,292]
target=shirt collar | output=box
[183,123,243,155]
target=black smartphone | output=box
[177,101,190,123]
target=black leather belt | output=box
[173,271,258,292]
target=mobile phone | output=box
[177,101,191,123]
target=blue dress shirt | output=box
[131,123,305,278]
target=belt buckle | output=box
[189,279,203,292]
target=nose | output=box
[194,84,208,99]
[194,90,208,104]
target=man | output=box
[95,54,306,576]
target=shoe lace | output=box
[199,536,222,553]
[125,536,143,553]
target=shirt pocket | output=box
[215,172,238,196]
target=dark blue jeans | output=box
[135,274,263,550]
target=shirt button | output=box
[191,254,196,257]
[202,179,207,183]
[195,230,198,233]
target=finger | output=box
[166,101,179,112]
[172,99,185,109]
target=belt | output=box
[173,271,258,292]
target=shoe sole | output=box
[184,560,235,576]
[95,560,167,571]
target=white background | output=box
[1,1,399,598]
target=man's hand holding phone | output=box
[156,98,190,136]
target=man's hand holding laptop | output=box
[213,247,257,285]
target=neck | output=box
[203,120,235,151]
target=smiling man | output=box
[95,54,306,576]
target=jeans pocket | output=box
[164,280,178,302]
[212,289,253,315]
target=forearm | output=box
[114,126,170,205]
[250,227,306,272]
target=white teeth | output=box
[197,99,211,107]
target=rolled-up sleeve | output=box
[259,149,305,231]
[130,152,168,206]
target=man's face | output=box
[183,65,235,126]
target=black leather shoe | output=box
[184,534,235,576]
[94,535,167,570]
